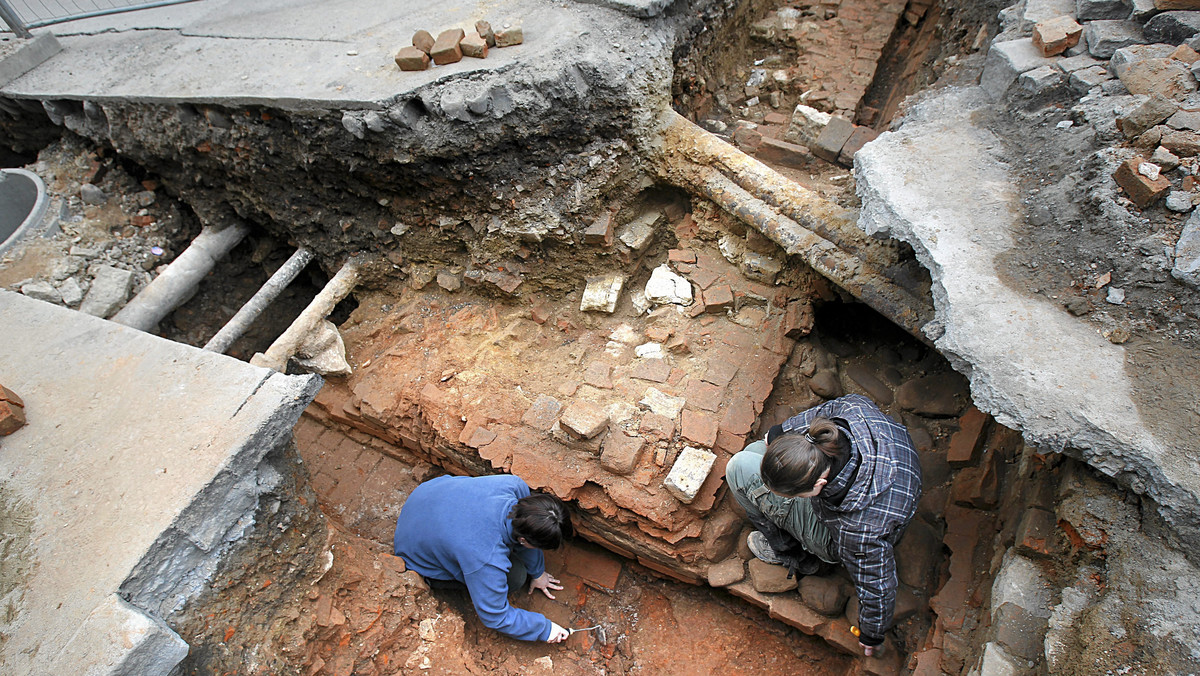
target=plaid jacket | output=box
[781,394,922,644]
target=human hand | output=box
[529,571,563,600]
[547,622,569,643]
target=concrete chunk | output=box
[20,280,61,304]
[664,446,717,503]
[644,263,693,305]
[80,265,134,318]
[580,273,626,313]
[981,38,1059,98]
[495,21,524,47]
[785,104,831,146]
[1172,208,1200,286]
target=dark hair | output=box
[761,417,850,496]
[509,493,574,550]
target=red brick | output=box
[412,29,435,54]
[704,284,735,313]
[461,32,488,58]
[564,544,623,589]
[668,249,697,264]
[702,360,738,387]
[783,300,814,338]
[600,432,645,475]
[947,407,989,466]
[684,380,724,412]
[681,409,719,447]
[0,400,27,436]
[817,618,862,655]
[583,362,614,389]
[720,398,756,437]
[645,326,672,342]
[521,394,563,430]
[639,413,675,442]
[1032,16,1082,57]
[838,126,880,167]
[665,335,690,354]
[584,212,614,245]
[1113,156,1172,208]
[689,266,720,290]
[463,425,497,449]
[394,46,430,71]
[559,400,609,439]
[431,28,465,65]
[631,358,670,383]
[0,385,24,407]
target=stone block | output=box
[20,280,60,304]
[1111,43,1175,78]
[431,28,465,66]
[1173,208,1200,285]
[994,601,1050,660]
[747,558,797,593]
[0,399,26,435]
[631,358,670,383]
[701,510,743,560]
[1034,16,1083,56]
[641,388,686,420]
[895,373,967,417]
[412,29,435,54]
[1077,0,1134,20]
[1058,53,1100,72]
[1118,94,1179,137]
[644,264,693,305]
[618,210,659,253]
[1133,0,1161,20]
[681,409,719,447]
[1113,155,1172,206]
[79,265,134,318]
[664,446,717,503]
[1162,128,1200,154]
[707,557,745,587]
[785,104,832,146]
[559,401,609,439]
[948,406,989,465]
[740,251,782,283]
[494,21,523,47]
[1085,20,1147,59]
[600,432,644,474]
[584,211,614,245]
[1069,64,1113,92]
[798,575,850,615]
[1119,57,1197,99]
[522,394,563,431]
[981,38,1059,98]
[837,126,880,166]
[1019,64,1066,92]
[1145,10,1200,43]
[809,371,843,399]
[812,116,855,162]
[768,595,827,633]
[817,618,863,655]
[580,272,625,313]
[756,137,813,167]
[639,412,676,441]
[461,32,489,58]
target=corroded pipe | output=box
[204,246,314,354]
[645,109,933,341]
[250,258,359,373]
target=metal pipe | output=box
[0,0,32,38]
[203,246,314,354]
[22,0,201,29]
[250,259,359,373]
[111,223,249,332]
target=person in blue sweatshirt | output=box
[393,474,573,643]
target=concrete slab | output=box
[0,32,61,88]
[0,291,321,674]
[855,87,1200,556]
[0,0,651,110]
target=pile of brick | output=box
[394,20,523,72]
[0,384,25,439]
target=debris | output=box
[663,446,716,503]
[580,273,626,313]
[644,264,693,306]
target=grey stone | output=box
[617,210,659,252]
[895,520,940,588]
[1166,190,1195,210]
[991,551,1053,618]
[436,270,462,291]
[845,364,894,404]
[1102,77,1132,94]
[80,183,107,205]
[1173,207,1200,286]
[993,601,1049,660]
[1118,94,1179,137]
[340,112,365,139]
[1152,144,1183,168]
[79,265,134,318]
[21,280,62,303]
[895,373,968,416]
[798,575,849,615]
[1019,64,1066,92]
[740,251,782,284]
[1085,20,1147,58]
[580,273,626,313]
[1057,53,1101,72]
[1076,0,1133,21]
[58,278,85,306]
[1169,108,1200,130]
[981,38,1059,98]
[644,264,693,305]
[808,370,843,399]
[812,116,854,162]
[1025,0,1078,28]
[1144,10,1200,44]
[664,446,716,504]
[785,104,831,146]
[978,642,1022,676]
[1070,64,1114,92]
[1109,43,1175,78]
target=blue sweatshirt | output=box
[393,474,551,641]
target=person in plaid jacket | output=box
[724,394,922,655]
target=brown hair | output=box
[761,417,850,496]
[509,493,574,550]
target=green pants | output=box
[724,440,837,564]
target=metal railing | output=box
[0,0,200,36]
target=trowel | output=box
[568,624,607,644]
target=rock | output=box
[981,38,1059,98]
[618,210,659,252]
[475,21,495,47]
[786,104,832,146]
[80,183,106,205]
[1166,189,1195,209]
[79,265,134,318]
[1069,64,1113,93]
[57,278,84,306]
[1058,53,1101,73]
[664,446,716,504]
[1118,94,1178,137]
[837,126,880,167]
[494,21,523,47]
[1160,0,1200,9]
[808,370,843,399]
[0,399,26,436]
[412,30,435,54]
[979,642,1023,676]
[1110,43,1176,79]
[559,401,609,439]
[394,46,430,71]
[644,264,693,306]
[747,558,797,593]
[1167,107,1200,129]
[341,113,365,139]
[1118,58,1197,99]
[584,211,614,245]
[1172,208,1200,285]
[1113,155,1172,206]
[1085,20,1147,59]
[846,364,894,404]
[134,191,156,207]
[600,432,644,474]
[580,273,626,313]
[1144,10,1200,43]
[1077,0,1136,20]
[896,520,940,588]
[20,280,61,304]
[639,387,686,420]
[1033,16,1083,56]
[798,575,850,615]
[292,320,352,377]
[1019,64,1066,92]
[1151,143,1182,168]
[522,395,563,431]
[812,116,854,162]
[431,28,465,66]
[895,373,967,417]
[707,558,745,587]
[1132,0,1160,21]
[436,270,462,291]
[461,32,488,58]
[1161,127,1200,153]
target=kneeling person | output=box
[725,394,921,656]
[393,474,573,643]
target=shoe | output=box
[747,530,785,565]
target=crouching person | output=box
[725,394,921,656]
[393,474,574,643]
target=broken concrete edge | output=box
[568,0,674,18]
[0,32,61,89]
[854,85,1200,561]
[45,594,188,676]
[121,369,323,619]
